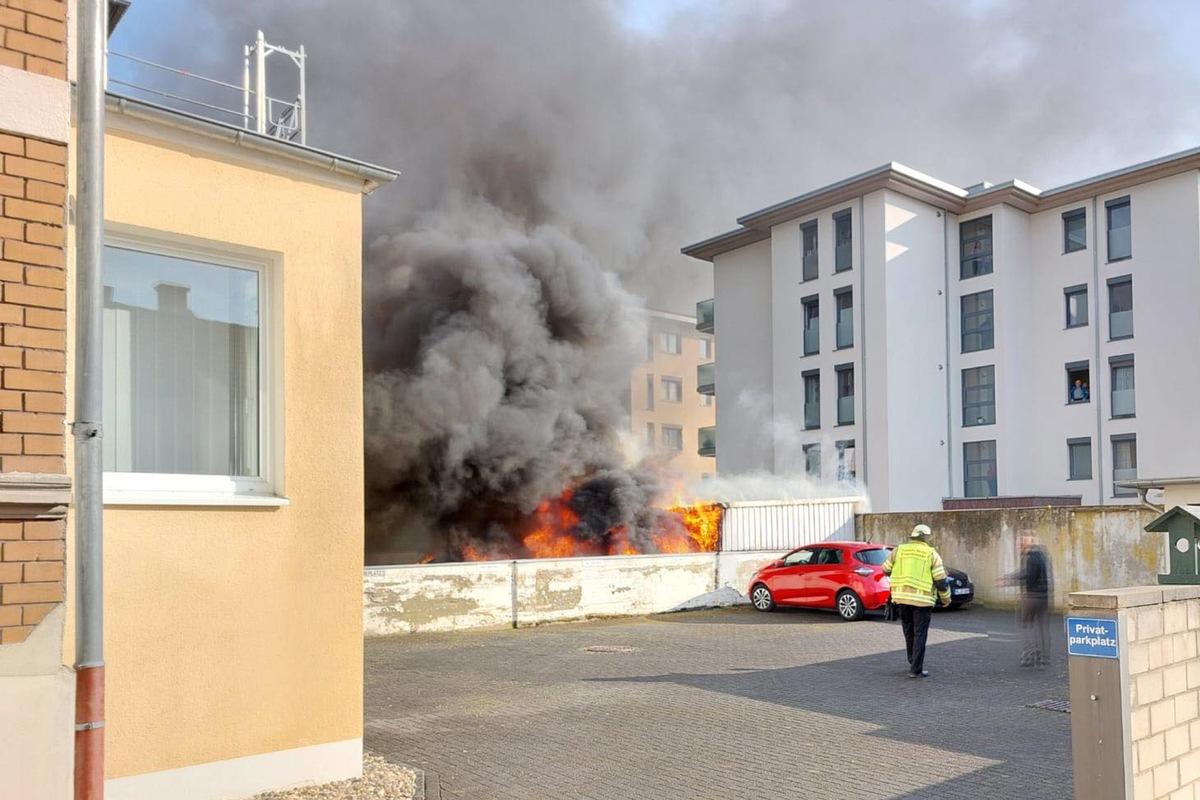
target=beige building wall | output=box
[0,1,75,797]
[65,119,375,795]
[628,309,715,483]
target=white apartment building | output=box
[683,150,1200,512]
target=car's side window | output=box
[784,549,815,567]
[817,549,843,565]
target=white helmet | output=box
[910,524,932,539]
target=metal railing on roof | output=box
[108,30,306,144]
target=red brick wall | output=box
[0,0,68,646]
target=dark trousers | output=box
[1019,594,1050,665]
[899,604,933,674]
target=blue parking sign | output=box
[1066,617,1119,659]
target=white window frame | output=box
[661,332,682,355]
[102,227,286,507]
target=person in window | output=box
[881,524,951,678]
[999,535,1053,668]
[1069,379,1089,403]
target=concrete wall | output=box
[712,238,774,474]
[364,551,782,636]
[859,506,1161,609]
[71,124,369,793]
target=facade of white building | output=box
[684,152,1200,512]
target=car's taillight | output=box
[852,567,873,577]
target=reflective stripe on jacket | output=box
[882,541,951,608]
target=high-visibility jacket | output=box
[882,540,951,608]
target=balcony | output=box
[697,362,715,396]
[696,298,714,334]
[1110,309,1133,339]
[1112,388,1135,417]
[837,395,855,425]
[698,426,716,458]
[804,326,819,355]
[804,402,820,429]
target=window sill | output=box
[835,344,854,351]
[103,491,290,508]
[1107,256,1132,264]
[1065,324,1088,331]
[1108,335,1134,342]
[836,421,855,427]
[1110,415,1136,420]
[1067,400,1091,406]
[1067,477,1093,482]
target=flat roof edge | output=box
[105,92,399,193]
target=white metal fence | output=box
[718,498,865,552]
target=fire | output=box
[453,486,723,562]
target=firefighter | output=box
[881,523,951,678]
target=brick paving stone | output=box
[366,606,1073,799]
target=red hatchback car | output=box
[748,541,893,621]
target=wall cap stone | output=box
[1160,585,1200,603]
[0,472,70,519]
[1070,586,1165,609]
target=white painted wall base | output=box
[105,738,363,800]
[365,551,785,636]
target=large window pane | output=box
[1063,209,1087,253]
[961,290,993,352]
[801,222,818,281]
[964,440,997,498]
[1107,198,1131,261]
[962,365,995,426]
[103,245,260,476]
[834,211,852,272]
[960,216,993,279]
[1113,436,1137,497]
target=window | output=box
[1110,356,1135,418]
[662,425,683,452]
[960,290,994,352]
[834,287,853,348]
[964,440,997,498]
[836,364,854,425]
[802,295,819,355]
[836,439,856,481]
[646,333,654,362]
[1068,438,1092,481]
[102,240,280,500]
[816,547,843,565]
[645,422,655,448]
[855,548,890,566]
[1063,208,1087,253]
[1064,285,1088,328]
[699,394,713,407]
[660,377,682,403]
[834,210,852,272]
[960,216,993,279]
[661,332,681,354]
[962,366,995,426]
[1112,435,1137,497]
[1108,276,1133,339]
[1106,197,1131,261]
[699,338,713,359]
[803,370,820,429]
[803,443,820,478]
[1066,362,1090,404]
[801,221,818,281]
[783,548,816,567]
[645,373,654,410]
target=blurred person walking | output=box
[882,524,951,678]
[1001,534,1053,667]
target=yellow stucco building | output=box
[0,4,397,795]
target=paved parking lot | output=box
[366,605,1072,799]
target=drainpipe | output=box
[1091,196,1104,507]
[74,0,107,797]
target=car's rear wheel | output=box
[750,583,776,612]
[836,589,864,621]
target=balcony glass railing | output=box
[1111,388,1135,417]
[1108,227,1131,261]
[802,254,818,281]
[697,362,715,395]
[836,318,853,348]
[1114,467,1138,497]
[1110,309,1133,339]
[804,327,819,355]
[804,403,820,429]
[698,426,716,457]
[837,395,855,425]
[696,298,714,333]
[835,242,852,272]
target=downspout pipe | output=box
[74,0,107,797]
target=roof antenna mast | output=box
[243,30,307,145]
